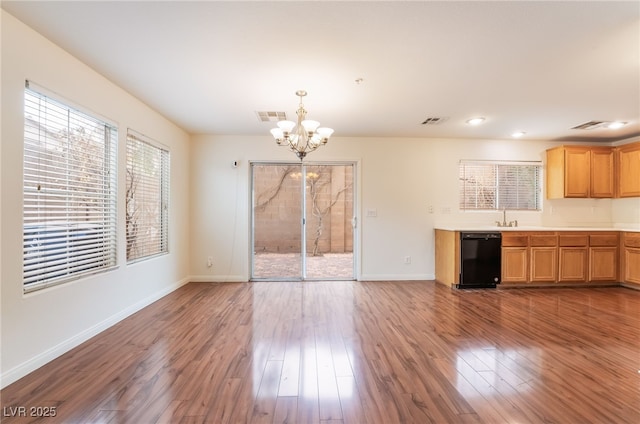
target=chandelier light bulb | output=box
[277,120,296,133]
[302,120,320,133]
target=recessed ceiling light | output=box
[511,131,526,138]
[466,117,485,125]
[607,121,627,129]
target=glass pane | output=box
[252,164,302,279]
[460,162,541,211]
[304,164,354,280]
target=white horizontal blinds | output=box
[23,84,117,291]
[460,162,497,209]
[459,161,541,210]
[126,131,170,262]
[497,163,541,210]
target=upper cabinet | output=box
[546,145,614,199]
[590,147,615,198]
[616,141,640,198]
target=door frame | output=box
[249,160,358,281]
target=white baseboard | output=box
[0,277,190,389]
[358,273,434,281]
[189,274,248,283]
[189,275,436,283]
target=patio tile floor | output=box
[253,252,354,280]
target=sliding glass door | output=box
[252,164,303,280]
[251,162,355,280]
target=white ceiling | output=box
[3,1,639,142]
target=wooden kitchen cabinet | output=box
[616,141,640,197]
[558,233,589,282]
[436,229,633,289]
[530,247,557,282]
[434,229,460,287]
[502,247,528,283]
[623,233,640,285]
[624,248,640,285]
[589,247,618,281]
[590,147,615,198]
[501,233,529,283]
[588,233,618,282]
[529,233,558,282]
[546,146,614,199]
[558,248,589,282]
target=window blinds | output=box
[23,84,117,292]
[459,161,541,210]
[126,131,170,262]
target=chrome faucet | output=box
[495,207,518,227]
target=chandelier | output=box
[270,90,334,160]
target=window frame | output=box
[458,160,542,211]
[125,129,170,263]
[23,82,118,293]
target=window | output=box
[459,161,541,210]
[23,83,117,292]
[126,130,170,262]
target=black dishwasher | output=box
[458,232,502,289]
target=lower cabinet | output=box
[500,231,621,286]
[624,247,640,284]
[589,247,618,281]
[558,247,588,282]
[530,247,557,282]
[623,233,640,285]
[438,229,635,288]
[502,247,528,283]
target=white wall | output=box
[190,135,640,283]
[0,11,191,388]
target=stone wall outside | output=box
[253,164,353,255]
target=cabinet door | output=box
[589,247,618,282]
[502,247,528,283]
[530,247,557,282]
[590,148,614,198]
[558,247,588,282]
[564,148,590,197]
[624,247,640,284]
[546,147,566,199]
[617,143,640,197]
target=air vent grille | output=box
[421,116,449,125]
[571,120,606,130]
[256,111,287,122]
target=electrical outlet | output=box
[428,205,434,214]
[207,256,213,267]
[404,256,411,264]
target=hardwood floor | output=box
[2,281,639,423]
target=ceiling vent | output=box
[256,111,287,122]
[571,120,607,130]
[421,116,449,125]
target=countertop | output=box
[434,226,640,233]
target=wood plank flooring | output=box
[1,281,639,423]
